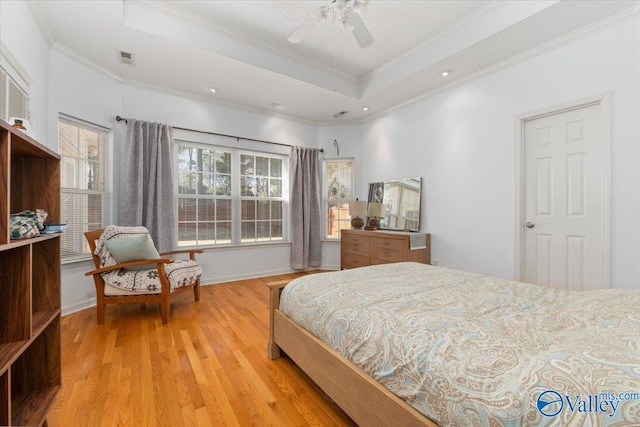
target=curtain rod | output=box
[115,115,323,152]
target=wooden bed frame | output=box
[267,280,439,427]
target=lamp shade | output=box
[348,200,367,218]
[367,202,385,218]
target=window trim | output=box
[58,114,110,263]
[1,45,32,123]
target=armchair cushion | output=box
[106,234,160,271]
[94,225,202,294]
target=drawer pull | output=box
[383,242,391,246]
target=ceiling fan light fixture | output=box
[311,6,328,22]
[288,0,372,47]
[341,15,353,31]
[352,0,369,13]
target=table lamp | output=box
[348,199,368,229]
[366,202,385,230]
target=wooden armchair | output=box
[84,227,204,324]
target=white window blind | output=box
[0,64,30,123]
[58,116,109,260]
[324,158,354,238]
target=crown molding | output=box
[26,1,55,47]
[120,78,319,127]
[130,0,360,85]
[52,42,123,82]
[50,41,319,125]
[360,4,640,125]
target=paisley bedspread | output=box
[279,262,640,426]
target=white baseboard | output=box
[62,297,97,317]
[201,264,340,285]
[61,265,340,317]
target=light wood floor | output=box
[48,272,357,427]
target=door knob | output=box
[525,222,535,229]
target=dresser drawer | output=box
[342,240,370,256]
[341,253,370,269]
[371,245,405,263]
[371,236,405,251]
[342,233,370,245]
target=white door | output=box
[523,103,608,290]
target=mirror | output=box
[368,177,422,231]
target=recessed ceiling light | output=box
[441,69,452,77]
[271,103,283,109]
[209,87,217,94]
[363,106,370,111]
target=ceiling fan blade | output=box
[288,16,320,43]
[347,12,374,48]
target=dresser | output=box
[340,229,430,269]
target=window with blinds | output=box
[324,158,354,238]
[0,64,30,123]
[58,116,109,261]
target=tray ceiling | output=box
[28,0,639,123]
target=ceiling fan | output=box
[288,0,374,48]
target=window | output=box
[177,142,287,246]
[0,59,30,123]
[324,158,354,238]
[58,116,109,261]
[177,146,232,245]
[240,153,284,243]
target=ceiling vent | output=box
[333,110,349,119]
[118,50,135,66]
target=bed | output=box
[267,262,640,427]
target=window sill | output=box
[178,240,292,251]
[322,238,341,243]
[61,255,93,266]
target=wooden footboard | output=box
[266,279,290,359]
[266,280,438,427]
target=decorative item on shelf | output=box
[9,209,48,239]
[348,198,367,229]
[42,223,68,234]
[365,202,385,230]
[12,119,26,130]
[9,117,33,136]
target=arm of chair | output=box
[85,258,173,276]
[159,248,204,261]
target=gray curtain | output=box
[290,146,322,270]
[121,119,176,252]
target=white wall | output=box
[0,1,50,144]
[362,15,640,289]
[46,54,326,313]
[47,50,123,313]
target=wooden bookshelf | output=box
[0,119,61,426]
